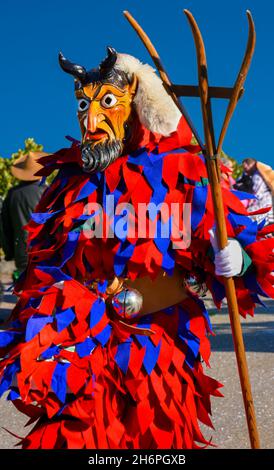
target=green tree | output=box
[0,138,43,198]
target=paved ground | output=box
[0,265,273,449]
[201,303,274,449]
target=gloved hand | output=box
[209,228,243,277]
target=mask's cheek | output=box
[107,103,132,142]
[78,112,88,139]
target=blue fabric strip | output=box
[35,266,71,282]
[41,345,61,359]
[0,360,20,397]
[143,160,167,210]
[95,324,112,346]
[7,388,20,401]
[212,278,226,303]
[114,341,132,374]
[25,315,54,342]
[0,331,22,347]
[55,307,75,332]
[76,337,97,358]
[178,305,200,369]
[114,241,135,276]
[31,210,62,224]
[231,190,256,200]
[60,232,80,267]
[142,339,161,375]
[228,212,257,247]
[191,186,208,231]
[89,298,106,329]
[51,362,70,403]
[74,180,97,202]
[154,217,172,253]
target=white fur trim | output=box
[115,53,181,136]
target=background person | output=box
[0,151,47,280]
[240,158,274,226]
[220,157,236,190]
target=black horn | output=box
[99,47,117,72]
[58,52,87,81]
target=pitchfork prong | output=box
[183,9,260,450]
[123,10,204,149]
[217,10,256,153]
[123,7,260,450]
[184,9,217,155]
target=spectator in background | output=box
[220,157,236,190]
[233,160,254,209]
[239,157,274,227]
[0,151,47,280]
[234,168,253,194]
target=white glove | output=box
[209,228,243,277]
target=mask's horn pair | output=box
[58,46,117,82]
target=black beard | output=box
[81,139,123,173]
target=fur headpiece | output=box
[115,53,181,136]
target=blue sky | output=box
[0,0,273,166]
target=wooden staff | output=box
[184,10,259,449]
[124,9,260,448]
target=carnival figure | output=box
[1,15,274,449]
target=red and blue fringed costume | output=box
[1,116,274,449]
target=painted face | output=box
[74,77,137,172]
[76,78,137,144]
[59,48,139,173]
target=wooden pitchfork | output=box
[124,10,259,449]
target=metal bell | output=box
[112,287,143,319]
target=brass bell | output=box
[112,287,143,319]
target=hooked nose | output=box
[86,103,105,133]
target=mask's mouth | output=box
[81,139,123,173]
[84,130,108,143]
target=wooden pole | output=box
[123,10,205,150]
[184,10,260,449]
[124,8,260,449]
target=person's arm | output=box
[0,190,14,260]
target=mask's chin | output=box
[81,139,123,173]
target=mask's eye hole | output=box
[100,93,117,108]
[78,98,90,112]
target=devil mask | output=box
[59,47,138,173]
[59,47,182,172]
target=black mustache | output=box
[81,139,123,173]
